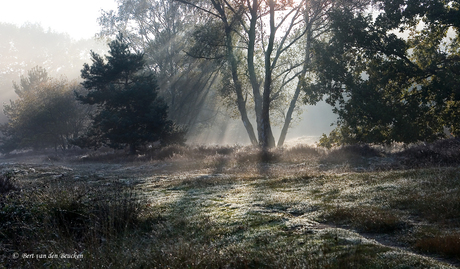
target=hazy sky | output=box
[0,0,118,40]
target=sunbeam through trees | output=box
[0,0,460,267]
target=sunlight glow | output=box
[0,0,118,40]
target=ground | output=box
[1,141,460,268]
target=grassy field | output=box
[1,140,460,268]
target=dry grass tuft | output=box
[1,180,148,268]
[415,233,460,258]
[150,144,189,160]
[326,206,404,233]
[285,144,322,156]
[322,144,382,164]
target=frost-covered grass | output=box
[1,140,460,268]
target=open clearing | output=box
[1,142,460,268]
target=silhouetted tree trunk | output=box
[226,25,259,146]
[212,0,259,146]
[260,0,277,149]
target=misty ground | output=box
[1,140,460,268]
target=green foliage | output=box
[0,67,89,153]
[98,0,221,137]
[307,0,460,145]
[75,34,186,153]
[188,21,227,61]
[318,129,347,149]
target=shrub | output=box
[235,146,280,164]
[151,144,188,160]
[0,173,17,194]
[322,144,382,164]
[397,138,460,167]
[47,189,144,242]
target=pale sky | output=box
[0,0,118,40]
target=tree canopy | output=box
[0,67,89,153]
[168,0,370,149]
[75,34,185,154]
[307,0,460,147]
[98,0,221,139]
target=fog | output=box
[0,23,109,121]
[0,22,337,148]
[188,101,336,146]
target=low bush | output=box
[397,138,460,167]
[284,144,322,157]
[0,173,17,193]
[321,144,382,164]
[235,147,280,164]
[151,144,188,160]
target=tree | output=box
[0,23,109,123]
[0,67,89,153]
[179,0,370,149]
[307,0,460,146]
[75,34,185,154]
[98,0,369,149]
[98,0,221,138]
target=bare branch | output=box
[174,0,221,18]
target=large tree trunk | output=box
[225,24,258,146]
[248,0,275,149]
[259,0,277,150]
[208,0,259,146]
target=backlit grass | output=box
[1,140,460,268]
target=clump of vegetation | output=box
[414,233,460,258]
[397,138,460,167]
[320,144,382,165]
[284,144,322,157]
[0,66,89,153]
[149,144,189,160]
[0,173,17,194]
[325,206,404,233]
[1,179,147,268]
